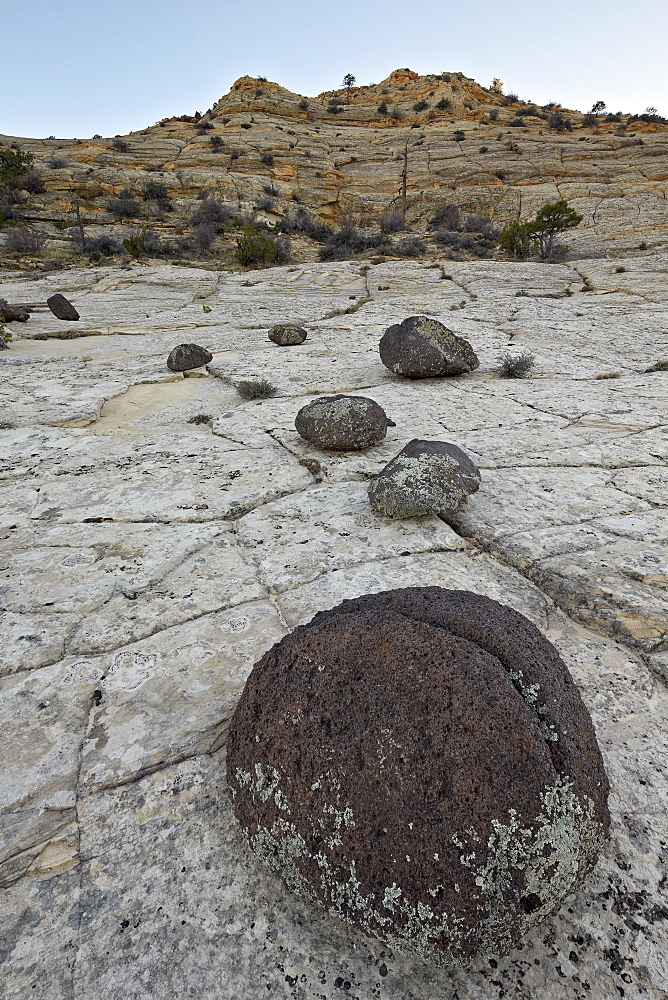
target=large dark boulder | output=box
[0,299,29,322]
[268,324,307,346]
[295,395,395,451]
[379,315,479,377]
[368,438,480,518]
[46,293,79,321]
[227,587,610,967]
[166,343,213,372]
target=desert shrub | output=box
[494,170,507,181]
[235,225,286,266]
[190,194,232,228]
[434,230,494,258]
[505,139,521,152]
[489,108,499,121]
[498,200,581,261]
[327,100,343,114]
[318,223,390,261]
[236,379,278,400]
[413,100,429,112]
[263,182,278,195]
[463,214,498,238]
[388,106,404,120]
[646,360,668,372]
[498,219,533,258]
[197,122,214,132]
[496,351,536,378]
[0,321,11,346]
[508,118,525,128]
[192,223,217,255]
[0,148,34,183]
[5,228,44,253]
[429,204,460,230]
[380,209,406,233]
[143,180,171,211]
[393,236,426,257]
[106,189,141,219]
[435,97,452,111]
[112,139,129,151]
[209,135,223,152]
[515,106,536,117]
[377,102,388,115]
[47,156,67,168]
[581,114,597,127]
[72,231,123,257]
[16,169,45,193]
[256,195,275,212]
[298,99,309,110]
[549,111,572,131]
[453,130,465,142]
[479,146,489,154]
[279,207,333,242]
[122,232,145,259]
[260,153,274,166]
[503,93,518,105]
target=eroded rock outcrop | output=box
[227,587,610,967]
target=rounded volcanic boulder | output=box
[368,438,480,518]
[166,343,213,372]
[227,587,610,967]
[46,293,79,321]
[379,315,479,378]
[268,324,308,346]
[295,395,395,451]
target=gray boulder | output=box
[295,394,395,450]
[368,438,480,518]
[166,343,213,372]
[0,299,29,322]
[268,324,307,346]
[379,315,479,377]
[46,293,79,321]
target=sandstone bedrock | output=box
[0,254,667,1000]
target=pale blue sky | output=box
[2,0,666,138]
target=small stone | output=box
[166,343,213,372]
[46,293,79,321]
[379,315,479,377]
[368,439,480,518]
[268,324,307,346]
[227,586,610,967]
[0,299,29,322]
[295,395,395,451]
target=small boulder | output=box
[295,395,395,451]
[0,299,29,322]
[46,293,79,321]
[268,324,307,346]
[368,438,480,518]
[227,586,610,967]
[166,343,213,372]
[379,314,479,377]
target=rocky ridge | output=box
[0,253,667,999]
[2,67,668,266]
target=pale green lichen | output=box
[234,759,606,968]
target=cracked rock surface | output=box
[1,256,667,999]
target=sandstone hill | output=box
[2,68,668,268]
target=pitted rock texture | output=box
[227,586,610,967]
[295,395,395,451]
[269,324,308,346]
[46,293,79,321]
[166,342,213,372]
[379,316,479,378]
[368,439,481,518]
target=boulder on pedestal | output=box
[166,343,213,372]
[368,439,480,518]
[295,395,395,451]
[379,315,479,378]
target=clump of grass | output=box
[497,351,537,378]
[188,413,213,424]
[645,360,668,372]
[236,379,279,400]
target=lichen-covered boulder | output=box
[379,315,479,378]
[368,438,480,518]
[226,587,610,967]
[46,293,79,321]
[295,395,395,451]
[166,343,213,372]
[268,324,307,346]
